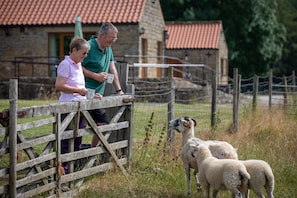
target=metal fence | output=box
[129,65,297,138]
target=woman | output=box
[55,37,90,173]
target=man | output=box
[82,22,124,147]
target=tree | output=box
[160,0,186,21]
[160,0,286,78]
[276,0,297,76]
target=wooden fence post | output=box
[292,71,296,106]
[211,70,217,129]
[269,69,273,109]
[56,112,62,196]
[125,99,134,171]
[292,70,296,93]
[283,76,288,109]
[167,65,175,142]
[252,75,259,111]
[9,79,17,198]
[238,74,241,107]
[233,68,239,133]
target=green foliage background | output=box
[160,0,297,78]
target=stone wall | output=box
[218,28,229,85]
[0,26,50,80]
[0,78,59,100]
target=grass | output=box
[77,107,296,198]
[0,99,56,109]
[0,100,296,197]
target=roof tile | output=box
[166,21,222,49]
[0,0,145,25]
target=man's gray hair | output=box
[98,22,118,36]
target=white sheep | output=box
[168,116,238,195]
[192,144,250,198]
[240,160,275,198]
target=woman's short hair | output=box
[69,38,90,52]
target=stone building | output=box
[0,0,166,80]
[165,21,229,86]
[0,0,229,99]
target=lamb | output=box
[168,116,238,195]
[192,144,250,198]
[240,160,275,198]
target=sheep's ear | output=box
[192,118,197,127]
[190,144,198,150]
[190,145,198,157]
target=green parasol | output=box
[74,16,83,38]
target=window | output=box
[48,33,94,61]
[157,41,162,77]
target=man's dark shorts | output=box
[89,109,109,125]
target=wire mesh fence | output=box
[128,64,297,139]
[129,63,231,139]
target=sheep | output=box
[192,144,250,198]
[240,160,275,198]
[168,116,238,195]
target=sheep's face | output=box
[168,117,197,133]
[234,192,243,198]
[191,145,212,161]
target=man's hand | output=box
[95,72,108,82]
[117,90,124,96]
[94,93,103,99]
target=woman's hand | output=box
[77,87,88,96]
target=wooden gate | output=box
[0,79,134,197]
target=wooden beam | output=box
[82,111,128,176]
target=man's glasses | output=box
[110,36,118,42]
[106,35,118,42]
